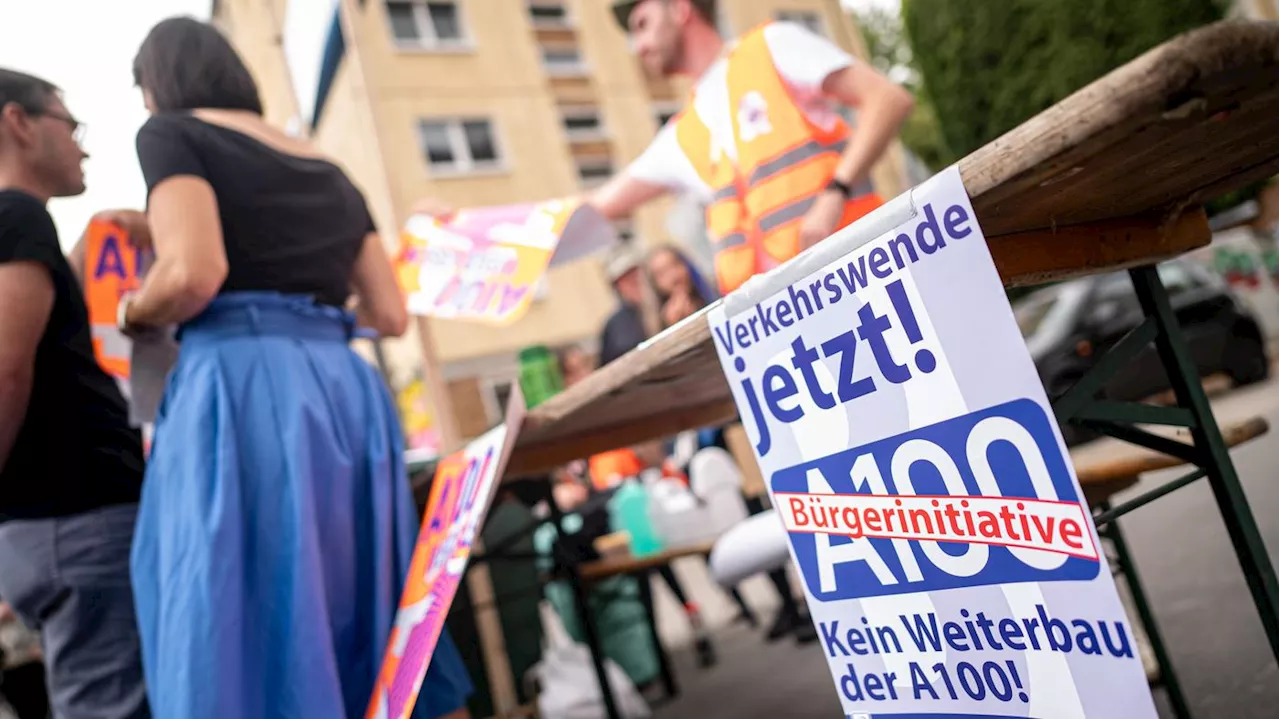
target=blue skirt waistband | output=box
[178,292,370,345]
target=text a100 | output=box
[773,399,1101,603]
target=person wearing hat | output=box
[598,244,652,367]
[594,0,914,297]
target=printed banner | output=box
[365,385,527,719]
[83,219,168,448]
[396,198,616,325]
[84,219,147,384]
[707,167,1156,718]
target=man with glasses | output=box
[0,68,149,718]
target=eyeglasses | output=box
[33,109,87,146]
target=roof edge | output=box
[311,6,346,129]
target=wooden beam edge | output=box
[504,400,740,479]
[990,208,1211,288]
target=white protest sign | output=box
[707,167,1156,718]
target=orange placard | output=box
[84,219,149,381]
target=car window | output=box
[1156,261,1203,297]
[1093,272,1140,308]
[1013,291,1058,338]
[1012,280,1089,346]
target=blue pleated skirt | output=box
[130,292,472,719]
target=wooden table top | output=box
[578,541,718,582]
[500,20,1278,480]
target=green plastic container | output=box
[517,345,564,409]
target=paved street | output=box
[645,376,1279,719]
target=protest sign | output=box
[84,219,146,384]
[707,167,1156,718]
[396,198,616,325]
[365,385,527,719]
[83,219,171,442]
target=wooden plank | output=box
[579,542,717,583]
[1072,415,1269,486]
[505,399,738,477]
[989,208,1210,288]
[501,20,1279,480]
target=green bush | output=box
[902,0,1228,161]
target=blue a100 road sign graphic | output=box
[772,398,1101,602]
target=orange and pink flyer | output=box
[394,198,615,326]
[365,386,525,719]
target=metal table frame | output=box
[1046,264,1277,719]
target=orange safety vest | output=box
[84,219,145,382]
[588,448,645,492]
[673,23,884,296]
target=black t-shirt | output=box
[0,190,144,521]
[136,113,376,306]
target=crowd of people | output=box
[0,17,470,719]
[0,0,909,717]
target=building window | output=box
[653,102,681,130]
[417,118,502,174]
[542,46,586,76]
[775,10,827,37]
[561,106,604,140]
[576,158,614,188]
[529,2,570,27]
[613,220,635,243]
[386,0,469,49]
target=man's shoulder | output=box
[605,302,643,327]
[0,190,54,228]
[0,190,61,265]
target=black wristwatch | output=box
[825,177,854,199]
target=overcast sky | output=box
[1,0,895,248]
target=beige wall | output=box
[212,0,301,131]
[1233,0,1279,19]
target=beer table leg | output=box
[1052,263,1278,657]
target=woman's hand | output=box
[662,291,698,327]
[93,209,153,254]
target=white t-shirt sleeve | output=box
[623,122,708,198]
[763,21,855,98]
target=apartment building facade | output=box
[212,0,907,442]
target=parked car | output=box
[1013,259,1270,445]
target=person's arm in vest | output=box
[799,62,915,249]
[586,172,669,222]
[588,119,698,221]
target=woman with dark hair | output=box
[122,18,471,719]
[647,244,717,330]
[645,244,819,645]
[647,245,722,450]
